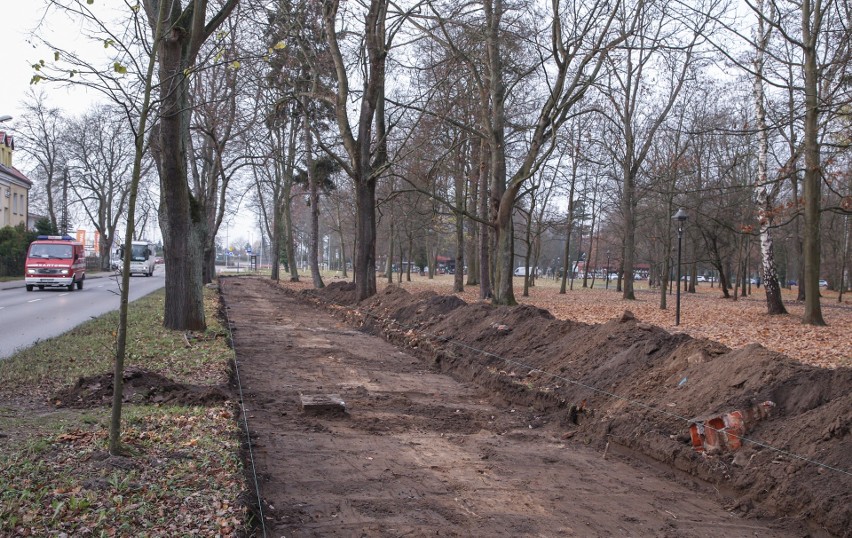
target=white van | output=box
[117,241,156,276]
[513,266,536,277]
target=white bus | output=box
[116,240,157,276]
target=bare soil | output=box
[220,277,850,537]
[52,367,231,408]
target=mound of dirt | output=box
[52,368,231,408]
[309,284,851,537]
[307,280,356,305]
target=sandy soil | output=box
[219,277,843,537]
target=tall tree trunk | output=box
[622,163,637,300]
[323,0,386,302]
[570,222,583,291]
[336,204,348,278]
[397,241,404,283]
[157,31,205,330]
[559,162,578,294]
[493,187,517,305]
[271,211,281,281]
[284,134,300,282]
[583,198,598,288]
[147,0,238,330]
[800,0,825,325]
[454,148,465,292]
[660,206,674,310]
[276,117,300,282]
[478,139,491,299]
[305,109,324,289]
[454,203,465,293]
[109,0,165,455]
[466,139,480,286]
[484,0,515,305]
[839,212,849,302]
[753,7,787,314]
[407,235,414,282]
[522,203,534,297]
[386,222,394,284]
[354,180,378,300]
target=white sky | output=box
[0,6,45,119]
[0,3,105,120]
[0,3,258,248]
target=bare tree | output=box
[15,92,67,229]
[600,0,720,301]
[322,0,397,301]
[142,0,239,330]
[64,105,136,269]
[187,13,255,285]
[478,0,630,305]
[739,0,851,323]
[751,0,787,314]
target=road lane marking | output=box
[28,299,42,303]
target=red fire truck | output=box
[24,235,86,292]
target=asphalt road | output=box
[0,269,166,360]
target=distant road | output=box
[0,270,165,360]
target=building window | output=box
[12,193,17,214]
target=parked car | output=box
[514,266,536,277]
[695,275,708,282]
[819,279,828,287]
[155,256,164,265]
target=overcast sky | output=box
[0,4,101,121]
[0,4,261,249]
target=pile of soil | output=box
[303,283,851,536]
[52,368,231,408]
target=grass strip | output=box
[0,286,248,536]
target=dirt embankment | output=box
[305,281,851,537]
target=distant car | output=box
[155,257,164,265]
[787,280,797,286]
[819,279,828,287]
[696,275,708,282]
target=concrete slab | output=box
[299,393,346,415]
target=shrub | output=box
[0,224,37,277]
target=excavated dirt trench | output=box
[221,277,849,537]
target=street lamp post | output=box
[605,250,611,290]
[672,208,689,326]
[59,168,93,236]
[0,115,12,123]
[62,168,69,235]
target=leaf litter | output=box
[286,275,850,536]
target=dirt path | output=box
[221,277,805,537]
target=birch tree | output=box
[752,0,787,314]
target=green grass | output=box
[0,285,248,536]
[0,288,231,397]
